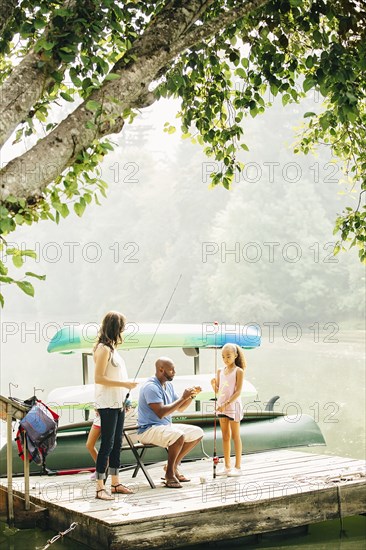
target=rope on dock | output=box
[200,438,210,459]
[293,469,366,485]
[336,485,344,534]
[41,522,78,549]
[336,484,349,539]
[325,470,365,484]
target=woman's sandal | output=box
[111,483,134,495]
[95,488,114,501]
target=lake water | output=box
[0,329,364,548]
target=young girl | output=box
[86,412,101,480]
[211,343,246,477]
[94,311,138,500]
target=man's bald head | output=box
[155,357,173,371]
[155,357,176,382]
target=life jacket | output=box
[15,400,59,466]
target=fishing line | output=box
[123,274,182,409]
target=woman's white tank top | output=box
[94,347,127,409]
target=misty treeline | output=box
[4,97,364,329]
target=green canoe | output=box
[47,322,261,354]
[0,410,325,476]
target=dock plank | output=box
[1,450,365,549]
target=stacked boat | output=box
[0,323,325,476]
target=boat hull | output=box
[0,413,325,476]
[46,374,258,407]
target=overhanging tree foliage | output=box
[0,0,365,305]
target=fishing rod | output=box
[123,273,182,409]
[213,321,219,479]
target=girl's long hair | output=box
[222,343,247,371]
[94,311,126,351]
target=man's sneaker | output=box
[227,468,243,477]
[215,466,231,476]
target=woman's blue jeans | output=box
[96,407,125,479]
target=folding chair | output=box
[123,426,158,489]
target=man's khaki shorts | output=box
[138,423,204,447]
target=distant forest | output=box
[3,97,364,330]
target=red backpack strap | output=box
[15,427,24,460]
[14,426,32,461]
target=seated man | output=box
[138,357,203,488]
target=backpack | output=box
[15,400,59,466]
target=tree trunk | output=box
[0,0,269,201]
[0,0,17,35]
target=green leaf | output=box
[101,141,114,151]
[59,204,70,218]
[12,254,23,268]
[303,78,316,93]
[35,39,56,52]
[85,121,97,130]
[53,202,69,218]
[60,92,74,102]
[312,30,322,45]
[305,55,314,69]
[16,281,34,297]
[70,73,82,87]
[0,293,4,307]
[86,100,102,112]
[34,18,47,30]
[319,116,329,130]
[235,68,246,79]
[74,201,86,217]
[25,272,46,281]
[21,250,37,259]
[105,73,121,81]
[282,94,291,106]
[58,51,76,63]
[0,262,7,276]
[0,217,14,233]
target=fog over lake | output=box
[1,96,365,461]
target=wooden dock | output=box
[1,450,365,549]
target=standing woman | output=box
[94,311,138,500]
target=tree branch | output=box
[0,0,269,200]
[170,0,269,57]
[0,0,16,36]
[0,0,99,148]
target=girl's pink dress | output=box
[217,367,243,422]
